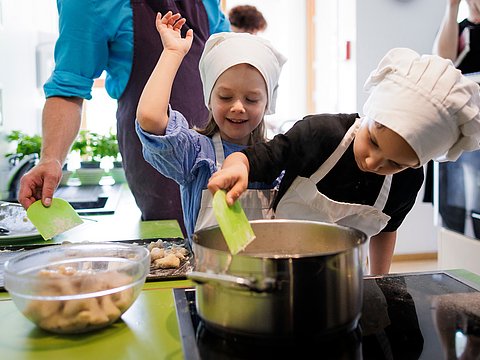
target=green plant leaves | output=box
[4,129,121,163]
[71,130,120,162]
[5,130,42,160]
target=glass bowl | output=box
[4,242,150,334]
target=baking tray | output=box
[0,238,194,291]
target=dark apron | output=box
[117,0,210,235]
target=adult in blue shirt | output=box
[18,0,230,235]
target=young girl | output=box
[136,12,286,239]
[208,47,480,275]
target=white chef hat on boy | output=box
[199,32,286,115]
[363,47,480,166]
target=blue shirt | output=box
[44,0,230,100]
[135,110,278,239]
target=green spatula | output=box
[212,190,255,255]
[27,198,84,240]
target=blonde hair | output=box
[195,112,267,145]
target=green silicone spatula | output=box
[212,190,255,255]
[27,198,84,240]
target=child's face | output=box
[210,63,268,145]
[353,118,420,176]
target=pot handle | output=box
[187,271,276,293]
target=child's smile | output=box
[210,63,268,145]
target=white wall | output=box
[225,0,308,135]
[0,0,57,137]
[314,0,358,114]
[356,0,445,109]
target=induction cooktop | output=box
[174,272,480,360]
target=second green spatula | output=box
[27,198,84,240]
[212,190,255,255]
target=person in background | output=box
[208,48,480,275]
[431,0,480,232]
[17,0,230,236]
[433,0,480,74]
[136,12,286,239]
[228,4,267,34]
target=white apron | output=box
[275,120,392,238]
[194,133,276,232]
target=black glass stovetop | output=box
[173,272,480,360]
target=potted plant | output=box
[96,131,120,162]
[5,130,42,161]
[71,130,103,168]
[5,130,76,187]
[96,131,126,184]
[71,130,105,185]
[1,130,43,198]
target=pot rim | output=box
[192,219,368,259]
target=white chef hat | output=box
[363,47,480,166]
[199,32,286,115]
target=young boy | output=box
[208,47,480,275]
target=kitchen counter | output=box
[1,270,480,359]
[1,187,480,359]
[2,183,184,247]
[0,184,190,359]
[0,280,192,360]
[59,182,184,242]
[0,184,185,288]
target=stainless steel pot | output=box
[188,219,367,338]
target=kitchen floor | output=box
[390,258,438,273]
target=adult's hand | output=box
[18,158,63,209]
[18,96,83,210]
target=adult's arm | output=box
[368,231,397,275]
[18,96,82,209]
[432,0,461,61]
[203,0,231,34]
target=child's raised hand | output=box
[156,12,193,56]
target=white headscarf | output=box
[199,32,286,115]
[363,47,480,166]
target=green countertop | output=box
[2,186,480,359]
[0,184,191,359]
[0,280,192,360]
[1,184,184,247]
[1,270,480,360]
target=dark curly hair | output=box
[228,5,267,34]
